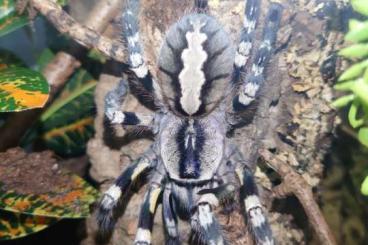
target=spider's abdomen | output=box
[159,113,225,182]
[157,14,234,117]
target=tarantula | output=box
[97,0,282,244]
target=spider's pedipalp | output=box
[97,149,156,233]
[233,3,282,112]
[134,183,163,245]
[190,202,227,245]
[236,167,274,245]
[162,187,180,245]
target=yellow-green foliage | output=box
[332,0,368,195]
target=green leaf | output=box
[358,127,368,147]
[352,0,368,16]
[339,43,368,58]
[87,48,107,64]
[39,70,97,156]
[0,174,99,218]
[361,175,368,195]
[349,19,365,31]
[338,60,368,81]
[348,99,365,128]
[350,78,368,106]
[331,94,355,108]
[346,20,368,42]
[0,67,49,112]
[0,210,57,240]
[334,80,356,91]
[0,0,28,37]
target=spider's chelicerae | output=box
[97,0,282,244]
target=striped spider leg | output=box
[232,1,282,113]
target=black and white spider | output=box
[97,0,282,244]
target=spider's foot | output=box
[96,186,121,233]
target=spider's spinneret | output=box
[158,14,234,117]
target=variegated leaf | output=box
[0,210,57,240]
[0,0,28,37]
[0,175,99,218]
[39,70,97,156]
[0,67,49,112]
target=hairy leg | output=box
[105,79,155,130]
[97,146,157,233]
[232,0,261,84]
[162,186,180,245]
[134,174,164,245]
[190,202,227,245]
[236,166,274,245]
[232,2,282,112]
[122,0,162,107]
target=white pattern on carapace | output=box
[178,19,208,115]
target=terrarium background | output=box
[0,0,367,244]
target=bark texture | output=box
[85,0,346,244]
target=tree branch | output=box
[31,0,127,63]
[259,149,337,245]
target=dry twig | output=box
[31,0,127,63]
[259,149,337,245]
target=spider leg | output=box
[97,147,157,233]
[236,166,274,245]
[232,3,282,112]
[162,186,180,245]
[233,0,260,84]
[190,202,227,245]
[134,182,164,244]
[122,0,162,107]
[105,79,155,129]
